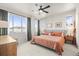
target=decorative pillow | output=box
[51,32,62,36]
[43,32,50,35]
[51,32,55,36]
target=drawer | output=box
[0,42,17,56]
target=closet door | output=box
[2,10,8,21]
[0,28,1,35]
[0,10,2,20]
[0,9,8,21]
[0,9,8,36]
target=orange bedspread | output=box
[31,35,65,55]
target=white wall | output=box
[76,8,79,48]
[40,10,75,35]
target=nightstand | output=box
[64,35,74,44]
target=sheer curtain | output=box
[8,13,27,45]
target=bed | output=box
[31,32,65,55]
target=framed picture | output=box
[55,22,62,28]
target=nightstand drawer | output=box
[64,36,74,41]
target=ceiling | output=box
[0,3,77,19]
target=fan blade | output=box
[42,5,50,9]
[42,10,48,13]
[40,5,42,8]
[39,5,42,10]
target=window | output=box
[66,16,73,26]
[8,13,27,33]
[14,14,21,32]
[21,17,27,32]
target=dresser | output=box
[0,35,17,56]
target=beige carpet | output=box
[17,42,79,56]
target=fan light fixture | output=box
[32,4,50,19]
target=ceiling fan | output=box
[39,5,50,13]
